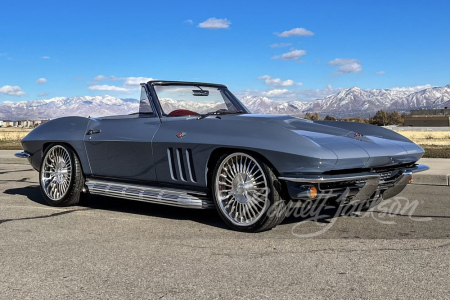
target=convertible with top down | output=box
[16,80,428,231]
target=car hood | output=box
[231,114,424,169]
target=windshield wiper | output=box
[197,110,245,120]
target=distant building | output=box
[2,120,13,127]
[32,120,42,127]
[0,119,50,128]
[404,107,450,127]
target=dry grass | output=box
[394,130,450,158]
[0,128,31,150]
[394,130,450,146]
[0,128,32,142]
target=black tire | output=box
[39,144,85,206]
[212,152,286,232]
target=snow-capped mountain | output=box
[158,98,225,114]
[240,96,311,115]
[403,85,450,109]
[0,85,449,120]
[309,87,414,114]
[0,96,139,120]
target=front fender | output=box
[21,116,91,173]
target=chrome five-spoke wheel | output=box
[213,152,286,231]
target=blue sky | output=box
[1,0,449,103]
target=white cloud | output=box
[185,19,193,25]
[258,75,302,87]
[375,71,386,75]
[36,78,47,84]
[123,77,154,87]
[337,63,362,74]
[198,17,231,29]
[92,75,152,87]
[93,75,107,81]
[328,58,359,66]
[272,49,306,60]
[277,27,314,37]
[89,76,153,93]
[38,92,49,97]
[270,43,292,48]
[88,85,129,92]
[93,75,118,81]
[328,58,362,74]
[42,56,50,59]
[263,89,289,97]
[0,85,25,96]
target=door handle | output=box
[86,129,101,135]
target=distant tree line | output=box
[300,110,407,126]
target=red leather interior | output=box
[168,109,199,116]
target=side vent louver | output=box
[167,148,197,183]
[167,148,178,181]
[186,149,197,183]
[176,148,187,181]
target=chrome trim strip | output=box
[186,149,196,183]
[279,164,430,183]
[167,148,176,181]
[279,173,380,183]
[176,149,186,181]
[14,152,30,158]
[409,164,429,173]
[85,179,213,209]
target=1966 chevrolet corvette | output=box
[16,80,428,231]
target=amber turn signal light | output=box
[308,186,318,198]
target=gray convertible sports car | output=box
[16,80,428,231]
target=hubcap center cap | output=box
[232,173,250,204]
[236,183,245,194]
[55,169,63,183]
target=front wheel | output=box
[212,152,286,232]
[39,144,85,206]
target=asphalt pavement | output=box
[1,155,449,299]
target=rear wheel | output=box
[212,152,286,232]
[39,144,85,206]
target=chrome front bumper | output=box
[280,164,429,202]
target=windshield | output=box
[153,85,244,117]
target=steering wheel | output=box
[168,109,199,116]
[207,109,228,115]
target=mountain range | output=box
[1,85,449,120]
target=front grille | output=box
[376,169,402,184]
[319,180,366,190]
